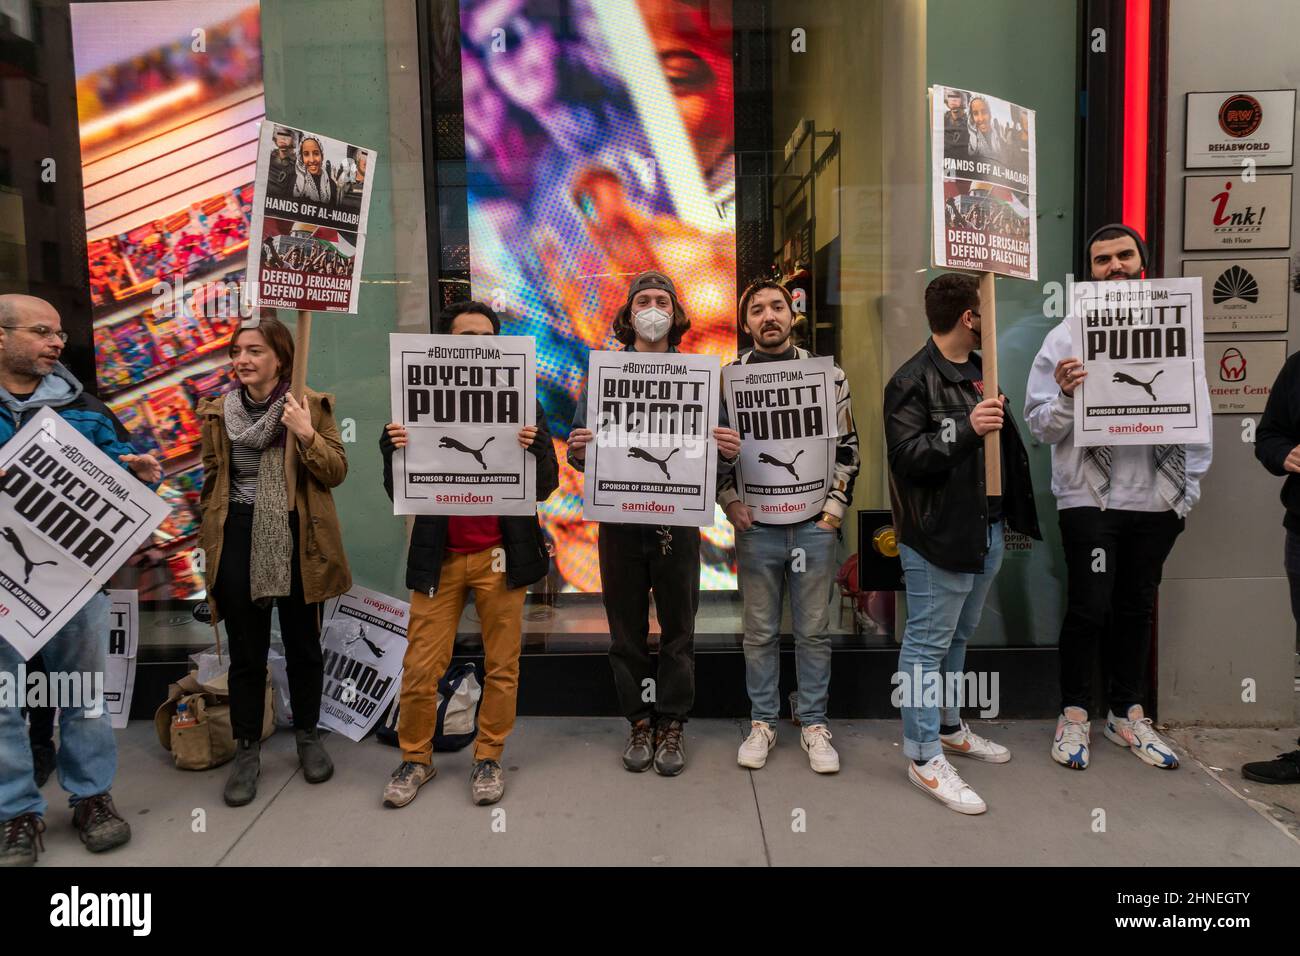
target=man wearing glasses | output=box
[0,294,161,866]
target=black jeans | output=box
[1284,530,1300,651]
[598,522,700,723]
[1058,507,1184,716]
[214,503,323,741]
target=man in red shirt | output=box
[379,301,559,807]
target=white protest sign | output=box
[1069,278,1210,447]
[319,585,409,741]
[389,333,537,516]
[0,411,168,660]
[105,589,138,729]
[723,356,838,525]
[582,350,720,527]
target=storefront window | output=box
[1,0,1079,658]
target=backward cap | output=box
[625,270,678,306]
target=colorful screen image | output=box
[152,466,204,546]
[73,0,264,602]
[457,0,737,591]
[141,385,204,461]
[109,397,163,459]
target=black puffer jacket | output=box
[380,400,560,595]
[884,339,1040,573]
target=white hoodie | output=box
[1023,320,1213,517]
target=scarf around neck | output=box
[223,380,294,605]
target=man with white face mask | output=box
[568,271,741,776]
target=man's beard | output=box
[10,354,52,378]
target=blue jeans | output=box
[736,520,838,726]
[897,524,1004,761]
[0,591,115,821]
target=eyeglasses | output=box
[1,325,68,344]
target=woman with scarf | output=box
[196,315,351,807]
[293,135,335,206]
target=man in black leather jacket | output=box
[378,301,559,810]
[883,272,1039,815]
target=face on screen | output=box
[457,0,739,592]
[465,0,559,113]
[640,0,735,177]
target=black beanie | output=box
[1084,222,1148,276]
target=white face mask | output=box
[632,306,673,343]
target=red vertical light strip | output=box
[1122,0,1151,240]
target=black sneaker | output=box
[653,720,686,777]
[1242,749,1300,784]
[0,814,45,867]
[71,793,131,854]
[622,719,655,772]
[31,743,57,789]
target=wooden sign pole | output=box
[979,271,1001,497]
[284,310,313,510]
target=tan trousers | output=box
[398,548,526,763]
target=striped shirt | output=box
[229,393,271,504]
[717,346,861,522]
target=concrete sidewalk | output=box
[28,718,1300,866]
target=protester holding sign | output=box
[718,280,860,774]
[568,271,740,776]
[884,274,1040,815]
[1025,224,1212,772]
[196,315,352,808]
[0,294,161,866]
[379,301,558,808]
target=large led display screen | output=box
[457,0,738,591]
[71,1,264,601]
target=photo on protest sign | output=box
[723,356,838,525]
[105,589,138,730]
[931,85,1037,280]
[0,412,169,660]
[246,121,377,313]
[583,351,719,527]
[319,585,409,742]
[1068,278,1210,447]
[389,334,537,516]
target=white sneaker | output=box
[800,724,840,773]
[738,721,776,769]
[1051,707,1091,769]
[908,754,987,814]
[1104,705,1179,769]
[940,721,1011,763]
